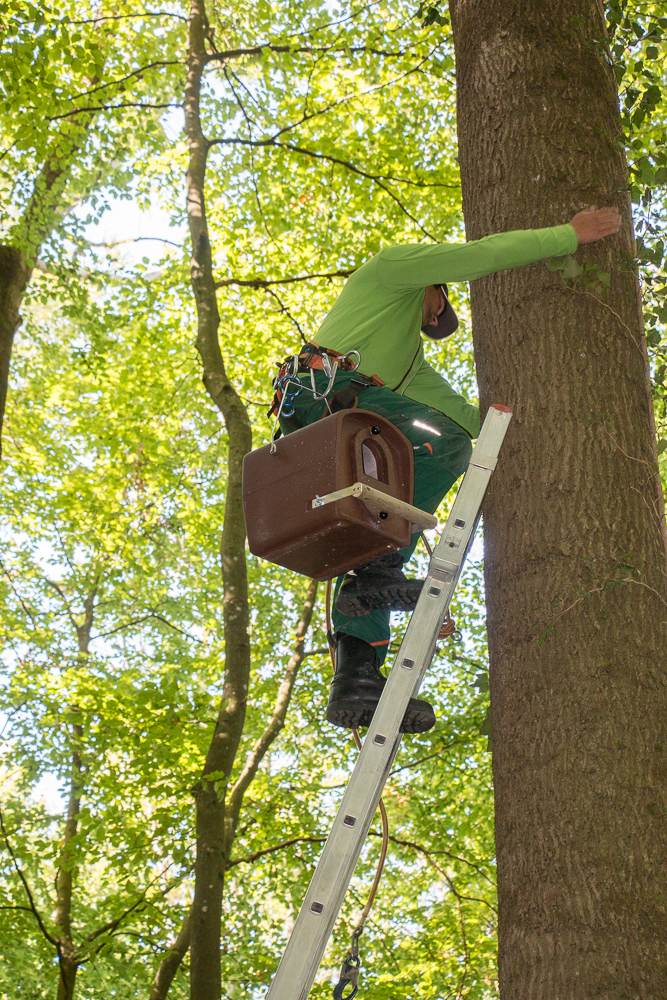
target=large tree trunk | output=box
[449,1,667,996]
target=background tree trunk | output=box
[0,246,32,449]
[146,576,319,999]
[449,1,667,996]
[0,136,93,455]
[52,585,96,1000]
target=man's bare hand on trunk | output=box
[569,206,621,245]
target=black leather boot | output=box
[334,552,424,618]
[326,633,435,733]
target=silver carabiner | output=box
[311,360,338,401]
[270,355,300,453]
[341,350,361,373]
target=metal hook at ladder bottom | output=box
[333,955,360,1000]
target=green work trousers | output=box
[279,369,472,664]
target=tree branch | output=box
[224,579,319,851]
[0,558,37,625]
[214,269,352,289]
[68,11,189,24]
[204,43,408,65]
[70,62,183,101]
[84,897,147,944]
[370,831,496,888]
[226,834,326,869]
[207,136,440,237]
[47,102,180,123]
[148,908,192,1000]
[0,808,57,945]
[93,612,201,642]
[389,737,471,776]
[263,286,307,341]
[209,133,457,189]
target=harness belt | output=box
[268,343,385,419]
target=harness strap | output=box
[268,343,386,422]
[298,343,386,388]
[329,380,368,413]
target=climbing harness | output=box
[265,404,513,1000]
[268,343,385,450]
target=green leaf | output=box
[561,256,585,281]
[479,708,492,737]
[473,671,489,693]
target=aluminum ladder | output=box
[265,403,512,1000]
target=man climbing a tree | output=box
[275,206,620,733]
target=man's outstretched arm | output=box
[377,207,621,290]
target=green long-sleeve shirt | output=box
[315,223,578,438]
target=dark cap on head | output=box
[422,284,459,340]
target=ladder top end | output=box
[490,403,512,413]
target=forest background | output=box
[1,1,666,998]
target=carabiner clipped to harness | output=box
[270,355,303,452]
[341,349,361,373]
[332,954,360,1000]
[311,357,339,401]
[268,345,366,452]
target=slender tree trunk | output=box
[56,956,78,1000]
[53,588,96,1000]
[449,2,667,996]
[183,2,253,996]
[54,737,82,1000]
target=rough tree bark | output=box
[449,2,667,996]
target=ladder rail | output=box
[265,404,512,1000]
